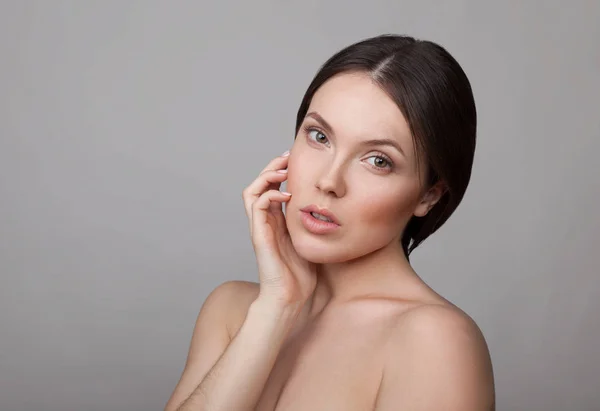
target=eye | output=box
[365,154,394,171]
[306,127,329,146]
[303,124,394,172]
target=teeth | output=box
[311,212,333,222]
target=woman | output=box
[165,34,495,411]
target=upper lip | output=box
[300,204,341,225]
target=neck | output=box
[303,239,419,318]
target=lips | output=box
[300,204,341,225]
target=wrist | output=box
[251,295,304,321]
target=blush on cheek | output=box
[356,191,413,231]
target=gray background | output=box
[1,1,598,410]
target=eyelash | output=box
[301,125,395,172]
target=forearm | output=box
[177,298,302,411]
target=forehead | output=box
[307,72,413,148]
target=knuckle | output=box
[264,168,279,176]
[242,189,255,201]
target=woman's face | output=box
[285,72,437,264]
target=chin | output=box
[286,228,356,264]
[291,238,347,264]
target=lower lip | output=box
[300,211,340,234]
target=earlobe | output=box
[413,183,446,217]
[413,200,434,218]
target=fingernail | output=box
[281,150,290,157]
[281,191,292,196]
[277,169,288,173]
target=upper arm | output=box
[164,280,259,411]
[375,305,495,411]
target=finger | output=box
[242,153,289,201]
[269,194,287,230]
[251,189,292,247]
[243,169,288,220]
[243,152,290,236]
[244,168,289,201]
[256,156,290,192]
[244,172,288,238]
[270,200,289,243]
[259,151,290,175]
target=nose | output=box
[315,161,346,198]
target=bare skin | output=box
[166,275,494,410]
[165,72,495,410]
[167,273,493,410]
[253,282,473,410]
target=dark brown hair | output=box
[294,34,477,260]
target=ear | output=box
[413,181,447,218]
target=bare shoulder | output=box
[391,303,487,347]
[212,280,260,339]
[164,280,260,411]
[375,303,495,410]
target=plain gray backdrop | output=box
[1,1,598,410]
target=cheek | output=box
[354,183,418,229]
[285,149,314,193]
[357,191,401,223]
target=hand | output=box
[242,151,317,309]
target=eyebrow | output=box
[305,111,406,157]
